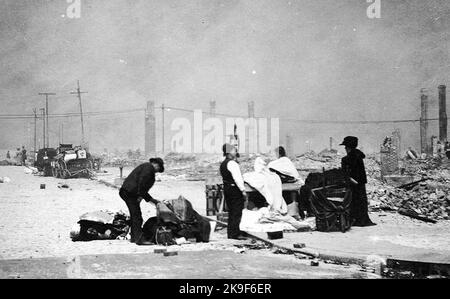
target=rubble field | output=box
[97,150,450,222]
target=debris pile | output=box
[368,161,450,221]
[293,151,341,171]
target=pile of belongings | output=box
[240,207,315,233]
[240,158,315,232]
[310,186,352,232]
[0,160,11,166]
[268,156,303,184]
[142,196,211,245]
[70,210,130,241]
[302,169,352,232]
[243,157,288,214]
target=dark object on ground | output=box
[40,184,46,189]
[300,168,348,219]
[267,231,283,240]
[164,251,178,257]
[154,248,167,253]
[294,243,306,249]
[71,211,130,242]
[311,260,320,267]
[398,207,437,224]
[142,196,211,245]
[310,187,352,233]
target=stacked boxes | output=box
[205,177,224,216]
[205,177,229,226]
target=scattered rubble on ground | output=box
[368,159,450,221]
[162,151,449,221]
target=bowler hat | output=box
[150,157,164,172]
[340,136,358,148]
[222,143,236,156]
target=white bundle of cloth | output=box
[243,157,288,215]
[267,156,304,184]
[239,207,314,233]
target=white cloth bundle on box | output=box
[268,157,304,184]
[243,157,288,215]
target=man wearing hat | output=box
[340,137,376,227]
[119,157,165,245]
[220,143,248,240]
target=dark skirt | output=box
[350,184,375,226]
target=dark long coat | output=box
[341,149,375,226]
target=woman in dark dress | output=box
[340,136,376,227]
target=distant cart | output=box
[50,144,95,179]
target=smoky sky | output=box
[0,0,449,153]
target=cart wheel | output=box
[62,170,70,179]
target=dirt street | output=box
[0,165,381,279]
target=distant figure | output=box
[436,141,445,158]
[15,148,21,164]
[340,136,376,227]
[119,158,165,245]
[21,146,27,165]
[445,142,450,159]
[6,151,11,159]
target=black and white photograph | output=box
[0,0,449,283]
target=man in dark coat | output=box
[220,143,248,240]
[340,136,376,227]
[119,158,165,245]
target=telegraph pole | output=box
[38,92,56,147]
[33,109,37,154]
[60,123,64,144]
[40,108,46,148]
[161,103,165,153]
[70,80,88,147]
